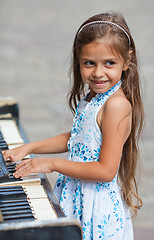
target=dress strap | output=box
[91,80,121,107]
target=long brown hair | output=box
[68,11,144,216]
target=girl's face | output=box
[79,38,128,100]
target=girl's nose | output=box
[92,65,105,78]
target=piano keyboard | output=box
[0,185,57,222]
[0,117,64,222]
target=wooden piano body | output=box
[0,97,82,239]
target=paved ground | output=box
[0,0,154,239]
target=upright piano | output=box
[0,97,82,240]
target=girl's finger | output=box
[14,161,31,178]
[15,159,31,170]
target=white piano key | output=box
[0,119,24,145]
[23,185,57,220]
[29,198,57,220]
[23,185,48,199]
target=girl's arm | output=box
[14,97,132,182]
[3,132,71,162]
[25,132,71,154]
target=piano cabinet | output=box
[0,97,82,240]
[0,218,82,240]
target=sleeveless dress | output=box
[54,80,134,240]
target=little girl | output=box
[3,11,144,240]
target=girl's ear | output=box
[123,50,133,71]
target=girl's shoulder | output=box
[104,94,132,115]
[97,93,132,130]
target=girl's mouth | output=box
[92,80,108,85]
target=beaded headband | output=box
[77,20,131,46]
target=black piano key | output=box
[6,173,22,181]
[7,163,17,168]
[0,191,27,200]
[0,189,24,194]
[0,147,8,151]
[7,162,16,166]
[0,144,8,150]
[6,169,15,174]
[0,151,10,180]
[2,209,33,216]
[7,168,16,173]
[8,171,15,175]
[7,165,17,171]
[0,188,26,195]
[8,176,22,182]
[0,199,30,204]
[0,138,6,141]
[0,201,30,208]
[0,135,4,140]
[7,165,16,169]
[3,217,35,222]
[0,141,7,144]
[3,213,35,221]
[0,204,31,211]
[0,187,23,193]
[0,140,7,144]
[0,185,23,191]
[7,164,16,168]
[0,139,7,143]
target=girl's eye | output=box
[84,61,94,66]
[105,61,115,66]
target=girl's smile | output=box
[79,38,128,100]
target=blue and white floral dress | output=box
[54,80,134,240]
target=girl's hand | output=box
[2,144,30,162]
[13,158,54,178]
